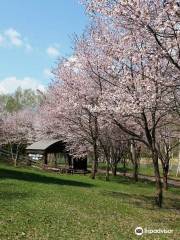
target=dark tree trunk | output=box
[152,150,163,208]
[130,141,139,182]
[162,166,169,190]
[160,155,170,191]
[91,116,99,179]
[163,173,168,191]
[91,142,98,179]
[112,164,117,176]
[158,145,170,191]
[133,161,139,182]
[106,158,110,181]
[15,150,20,167]
[123,158,126,176]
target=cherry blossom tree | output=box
[83,0,180,110]
[40,56,103,179]
[73,17,179,206]
[83,1,180,64]
[1,109,34,166]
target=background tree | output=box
[0,87,43,112]
[0,109,34,166]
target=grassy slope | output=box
[0,163,179,240]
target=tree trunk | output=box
[112,164,117,176]
[159,143,170,191]
[91,116,99,179]
[130,141,139,182]
[152,150,163,208]
[91,157,97,179]
[9,144,17,167]
[123,158,126,176]
[106,158,110,181]
[14,145,20,167]
[91,142,98,179]
[160,155,169,190]
[14,157,17,167]
[133,161,138,182]
[162,166,169,190]
[14,152,19,167]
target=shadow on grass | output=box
[0,168,93,188]
[98,174,180,210]
[101,190,180,210]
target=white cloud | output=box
[43,68,53,78]
[0,76,45,94]
[25,43,33,53]
[46,46,60,57]
[0,28,33,52]
[0,34,4,45]
[4,28,23,47]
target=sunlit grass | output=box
[0,163,179,240]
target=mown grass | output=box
[0,163,179,240]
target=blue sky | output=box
[0,0,88,93]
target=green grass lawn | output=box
[0,163,179,240]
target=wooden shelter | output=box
[26,139,87,172]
